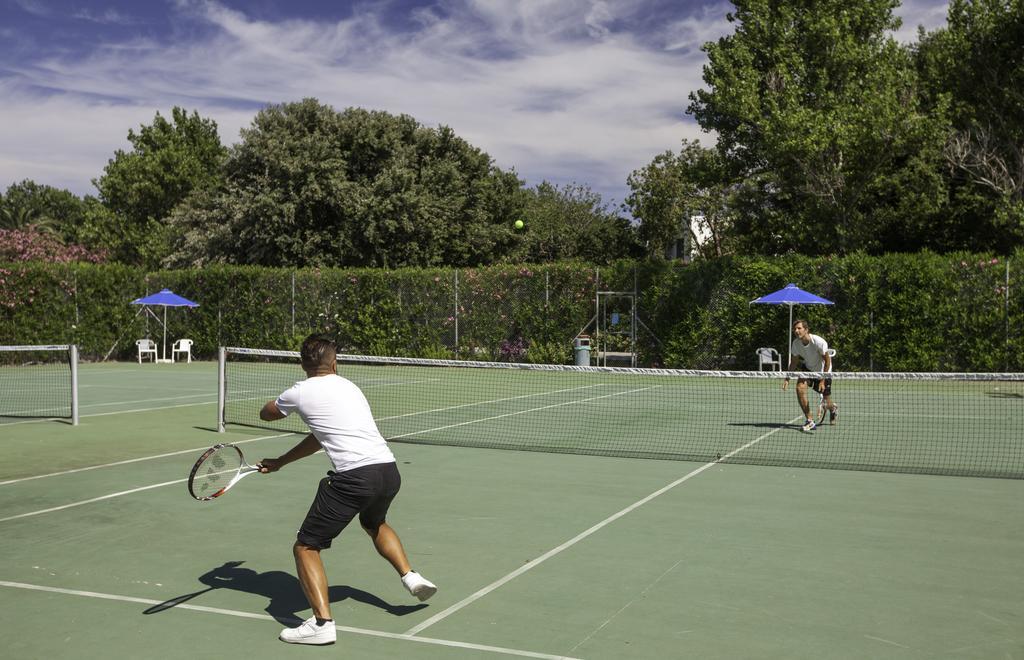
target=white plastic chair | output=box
[756,347,782,371]
[172,338,193,363]
[136,338,158,364]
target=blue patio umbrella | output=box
[750,283,834,366]
[131,289,199,362]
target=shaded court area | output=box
[1,362,1022,659]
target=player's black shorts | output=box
[296,461,401,550]
[799,376,832,396]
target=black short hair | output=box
[300,334,336,370]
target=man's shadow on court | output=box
[727,421,799,431]
[143,560,427,624]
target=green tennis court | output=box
[2,362,1022,659]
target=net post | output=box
[70,344,79,426]
[217,346,226,432]
[453,270,459,358]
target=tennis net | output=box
[0,344,79,425]
[218,347,1023,479]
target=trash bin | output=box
[573,335,591,367]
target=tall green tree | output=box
[94,107,226,267]
[0,181,112,263]
[511,182,640,264]
[166,99,524,268]
[0,180,73,236]
[0,180,118,253]
[626,141,736,259]
[916,0,1024,250]
[688,0,949,254]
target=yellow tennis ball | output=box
[514,220,524,229]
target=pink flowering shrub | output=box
[0,228,108,263]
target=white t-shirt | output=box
[790,334,830,372]
[275,374,395,472]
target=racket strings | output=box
[192,447,240,497]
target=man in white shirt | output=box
[782,319,838,432]
[258,334,437,646]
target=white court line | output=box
[1,384,627,487]
[0,581,580,660]
[0,479,188,523]
[0,447,327,523]
[403,416,803,637]
[225,376,526,409]
[391,386,658,440]
[380,384,604,422]
[81,392,215,408]
[79,368,213,376]
[221,385,604,431]
[82,400,217,418]
[568,559,685,654]
[0,433,296,487]
[226,376,444,400]
[1,417,64,427]
[0,388,646,516]
[2,399,219,426]
[4,391,217,418]
[363,378,443,389]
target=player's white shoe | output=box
[279,616,336,645]
[402,571,438,602]
[801,419,817,433]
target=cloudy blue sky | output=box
[1,0,950,210]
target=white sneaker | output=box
[401,571,437,602]
[801,419,817,433]
[279,616,336,645]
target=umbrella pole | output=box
[162,307,168,362]
[787,304,793,368]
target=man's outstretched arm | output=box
[261,433,321,472]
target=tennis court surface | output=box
[2,360,1022,659]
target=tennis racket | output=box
[188,443,262,501]
[816,349,837,425]
[816,387,828,424]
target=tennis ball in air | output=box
[514,220,524,229]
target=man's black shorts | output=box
[296,462,401,550]
[799,376,833,396]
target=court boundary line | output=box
[567,558,685,654]
[380,385,605,422]
[3,389,213,420]
[0,477,190,523]
[403,415,803,636]
[391,386,659,440]
[0,433,298,487]
[0,581,580,660]
[2,399,219,426]
[0,445,327,523]
[223,384,607,439]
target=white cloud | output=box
[584,1,614,39]
[892,0,950,43]
[11,0,50,19]
[0,81,255,196]
[71,8,141,25]
[1,0,728,207]
[661,2,734,53]
[4,1,945,207]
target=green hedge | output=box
[642,251,1021,371]
[1,251,1020,371]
